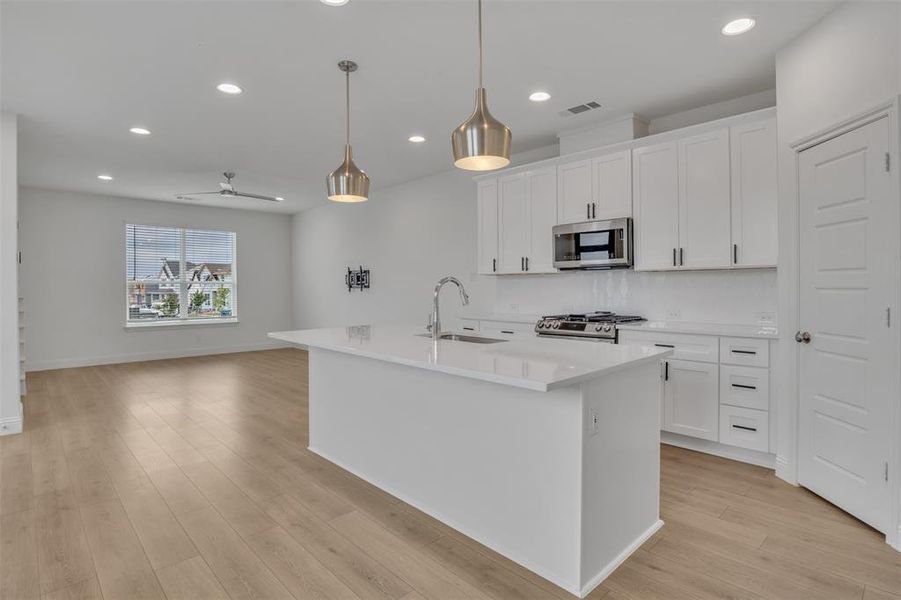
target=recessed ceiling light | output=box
[216,82,242,94]
[129,127,151,135]
[529,91,551,102]
[722,17,756,36]
[275,196,285,202]
[408,135,426,143]
[320,0,349,5]
[97,174,113,181]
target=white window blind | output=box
[126,224,237,324]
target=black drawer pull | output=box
[731,383,757,390]
[500,330,515,334]
[654,343,675,348]
[731,349,757,355]
[462,327,475,331]
[732,424,758,432]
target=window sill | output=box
[124,318,239,330]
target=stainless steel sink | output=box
[416,333,507,344]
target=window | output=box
[126,224,236,325]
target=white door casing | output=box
[798,116,896,534]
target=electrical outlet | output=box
[756,312,776,326]
[666,309,682,320]
[588,408,600,436]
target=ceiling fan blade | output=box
[174,191,222,197]
[233,191,282,202]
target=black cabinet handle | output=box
[732,424,757,432]
[731,349,757,355]
[731,383,757,390]
[733,243,738,264]
[520,257,524,271]
[672,248,676,267]
[492,258,496,272]
[462,327,475,331]
[525,257,529,271]
[591,203,596,219]
[586,203,590,220]
[500,330,515,334]
[654,343,675,348]
[664,361,669,381]
[679,247,684,266]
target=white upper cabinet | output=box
[526,167,558,273]
[633,141,680,270]
[556,159,593,224]
[497,174,530,274]
[476,180,498,274]
[678,129,732,269]
[730,118,777,267]
[592,149,632,220]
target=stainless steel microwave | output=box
[553,217,633,270]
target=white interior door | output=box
[798,116,896,534]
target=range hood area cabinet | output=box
[557,149,632,225]
[633,118,777,271]
[476,168,557,275]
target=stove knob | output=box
[553,321,560,329]
[595,324,603,332]
[603,324,612,332]
[537,322,545,329]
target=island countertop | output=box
[269,325,671,392]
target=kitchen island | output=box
[269,325,671,598]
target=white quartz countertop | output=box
[269,325,671,392]
[617,320,779,339]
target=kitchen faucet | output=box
[428,276,470,340]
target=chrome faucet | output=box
[427,276,470,340]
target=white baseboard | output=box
[661,432,776,469]
[579,519,664,598]
[26,341,291,371]
[0,415,23,436]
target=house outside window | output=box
[126,224,237,325]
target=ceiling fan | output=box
[175,172,283,202]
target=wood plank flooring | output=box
[1,348,899,600]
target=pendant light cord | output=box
[345,69,351,147]
[477,0,483,89]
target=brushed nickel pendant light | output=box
[327,60,370,203]
[451,0,511,171]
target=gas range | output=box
[534,312,646,343]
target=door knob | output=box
[795,331,811,344]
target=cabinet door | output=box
[678,129,732,269]
[527,167,557,273]
[497,174,529,274]
[730,119,777,267]
[633,141,679,270]
[556,159,592,224]
[476,180,498,274]
[663,359,719,441]
[592,149,632,219]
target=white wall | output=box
[0,112,21,434]
[20,187,294,370]
[773,0,901,531]
[291,166,777,331]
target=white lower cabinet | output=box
[663,359,719,441]
[719,405,769,453]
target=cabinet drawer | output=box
[619,330,719,363]
[720,337,769,367]
[719,405,769,452]
[480,321,534,338]
[719,365,769,411]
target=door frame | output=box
[782,98,901,549]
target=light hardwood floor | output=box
[2,348,900,600]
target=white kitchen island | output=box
[269,325,671,598]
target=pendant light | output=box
[327,60,370,202]
[451,0,511,171]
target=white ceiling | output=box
[1,0,836,214]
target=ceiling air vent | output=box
[560,101,603,117]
